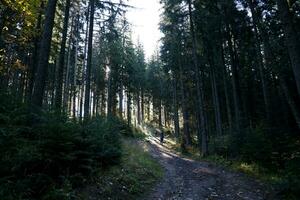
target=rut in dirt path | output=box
[143,136,277,200]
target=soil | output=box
[143,136,278,200]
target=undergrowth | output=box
[77,138,163,200]
[145,122,300,200]
[0,103,125,199]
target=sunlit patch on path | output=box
[142,129,277,200]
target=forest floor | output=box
[143,134,278,200]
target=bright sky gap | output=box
[127,0,162,59]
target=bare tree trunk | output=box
[210,64,223,136]
[31,0,58,108]
[141,88,144,122]
[147,96,151,122]
[261,20,300,130]
[279,76,300,130]
[119,79,123,118]
[27,2,43,102]
[276,0,300,96]
[179,62,191,148]
[137,92,141,125]
[173,75,180,140]
[127,91,131,126]
[187,0,208,156]
[79,8,90,121]
[55,0,71,112]
[164,107,168,127]
[221,43,233,134]
[107,71,113,117]
[248,0,271,121]
[84,0,95,121]
[101,89,106,116]
[63,19,74,114]
[158,99,162,128]
[72,14,79,119]
[227,25,242,134]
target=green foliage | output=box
[85,117,122,167]
[78,139,163,200]
[280,147,300,199]
[208,125,300,199]
[0,109,123,199]
[228,126,273,167]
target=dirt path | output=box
[143,136,277,200]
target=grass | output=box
[151,130,283,185]
[76,138,163,200]
[154,131,293,198]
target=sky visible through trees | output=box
[127,0,162,58]
[0,0,300,199]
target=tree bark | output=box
[84,0,95,121]
[55,0,71,112]
[279,76,300,130]
[173,74,180,140]
[187,0,208,156]
[31,0,58,108]
[141,88,145,122]
[119,79,123,118]
[276,0,300,96]
[179,61,191,148]
[226,25,242,134]
[79,5,90,121]
[220,42,233,134]
[127,91,131,126]
[158,99,162,128]
[248,0,271,121]
[27,2,43,101]
[210,62,223,136]
[107,70,113,117]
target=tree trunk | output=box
[210,62,223,136]
[79,6,90,121]
[63,19,75,114]
[119,79,123,118]
[248,0,271,121]
[226,25,242,134]
[55,0,71,112]
[27,2,43,101]
[173,75,180,140]
[220,42,233,134]
[141,89,144,122]
[84,0,95,121]
[158,99,162,128]
[72,14,79,119]
[137,92,141,125]
[127,91,131,126]
[279,76,300,130]
[107,71,113,117]
[147,96,151,122]
[179,62,191,148]
[276,0,300,96]
[31,0,58,108]
[187,0,208,156]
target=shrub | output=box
[85,117,122,167]
[0,111,122,199]
[227,125,273,167]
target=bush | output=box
[85,117,122,167]
[227,125,273,167]
[0,110,122,199]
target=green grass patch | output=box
[77,138,163,200]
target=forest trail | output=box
[143,135,276,200]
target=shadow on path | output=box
[143,134,276,200]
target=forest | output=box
[0,0,300,199]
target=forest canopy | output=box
[0,0,300,199]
